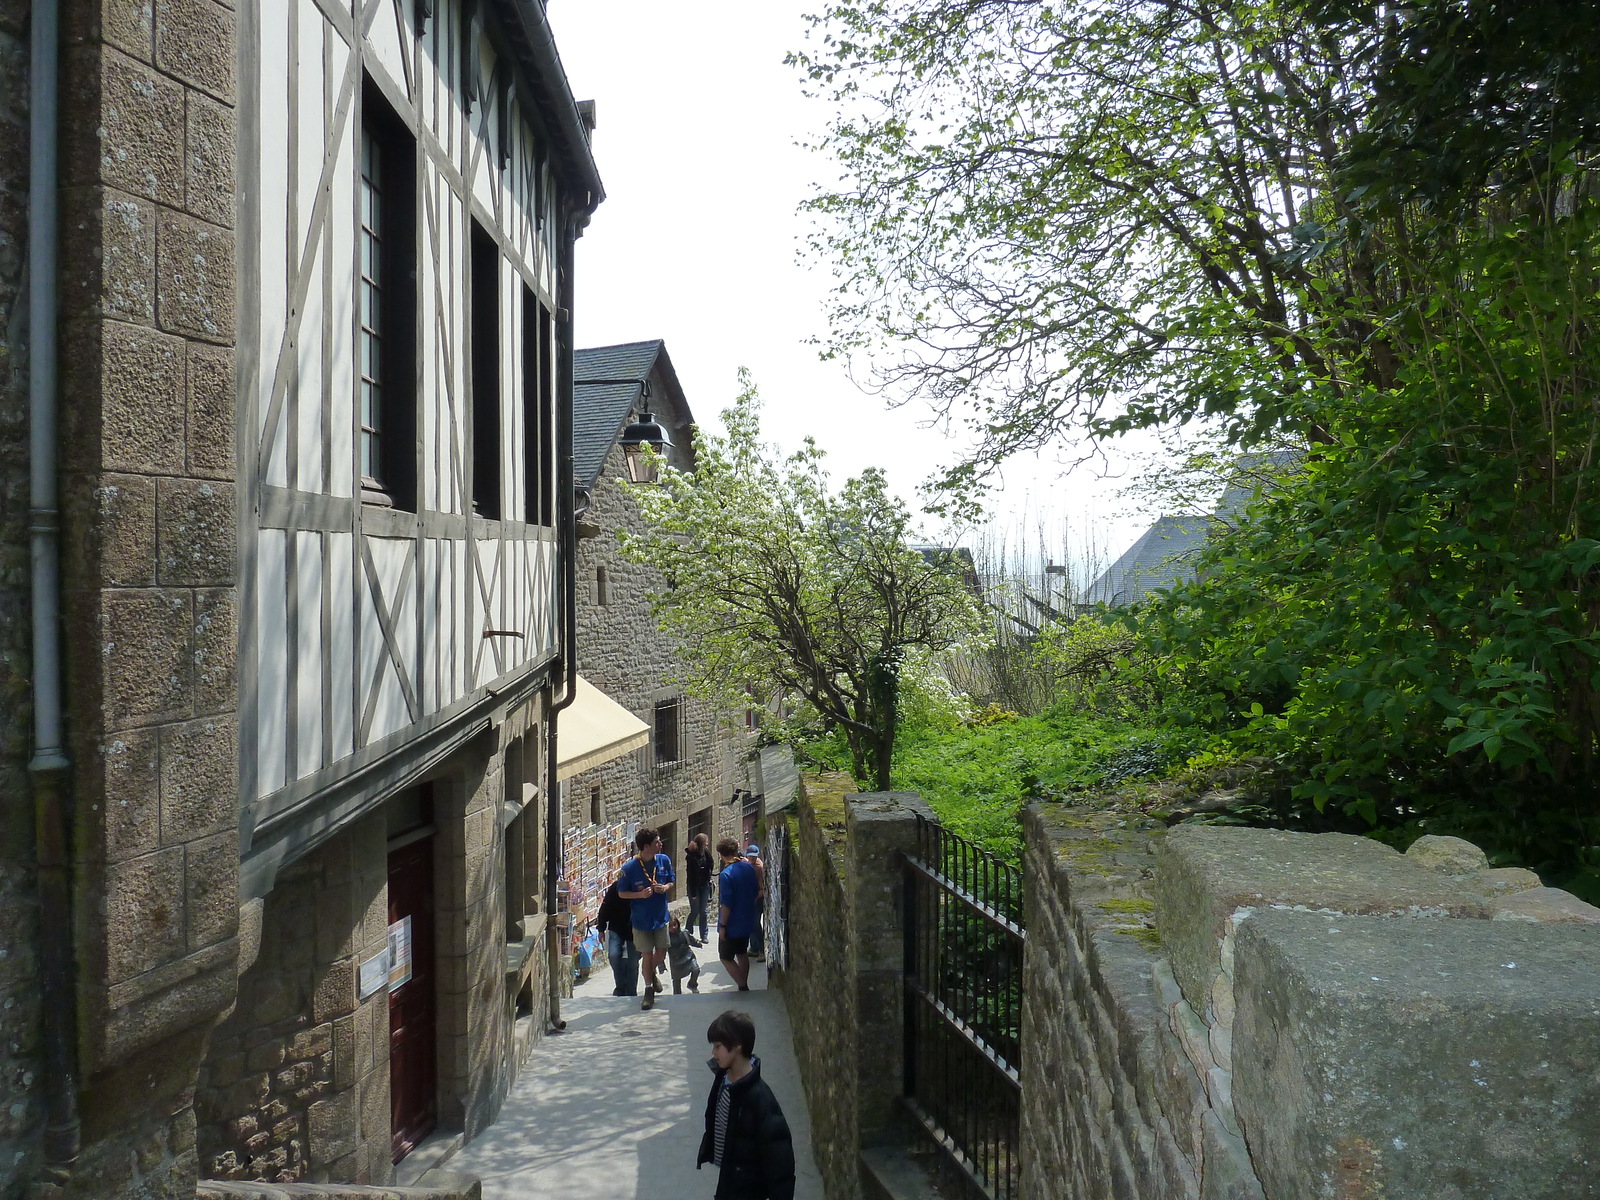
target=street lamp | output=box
[618,401,673,484]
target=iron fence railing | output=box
[903,816,1023,1200]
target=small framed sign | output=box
[387,916,413,992]
[359,947,392,1001]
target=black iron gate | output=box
[903,816,1023,1199]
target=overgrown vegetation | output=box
[790,0,1600,900]
[798,695,1204,859]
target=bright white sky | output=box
[546,1,1155,575]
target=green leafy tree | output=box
[1132,205,1600,890]
[1106,1,1600,893]
[793,0,1405,502]
[618,373,981,791]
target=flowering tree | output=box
[619,373,980,790]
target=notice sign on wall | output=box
[358,948,391,1001]
[387,916,413,992]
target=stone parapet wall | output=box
[1021,808,1600,1200]
[1019,807,1255,1200]
[1159,827,1600,1200]
[768,775,860,1200]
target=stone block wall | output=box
[197,714,554,1187]
[1020,809,1600,1200]
[197,815,390,1185]
[1019,808,1247,1200]
[198,1176,481,1200]
[770,779,932,1200]
[433,735,516,1143]
[0,3,43,1195]
[0,3,246,1197]
[567,438,751,847]
[768,776,859,1200]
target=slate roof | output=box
[1083,451,1301,607]
[1081,515,1214,607]
[573,340,669,488]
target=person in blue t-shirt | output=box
[618,827,676,1009]
[715,837,760,991]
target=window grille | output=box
[653,698,683,765]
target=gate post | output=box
[845,791,938,1146]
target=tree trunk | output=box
[873,727,895,792]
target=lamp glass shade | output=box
[623,445,658,484]
[619,409,672,484]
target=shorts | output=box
[632,926,670,953]
[718,934,750,960]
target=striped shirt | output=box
[713,1077,733,1167]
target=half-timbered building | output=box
[200,0,606,1181]
[1,0,605,1194]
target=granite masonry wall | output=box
[770,780,936,1200]
[767,775,859,1200]
[0,2,245,1198]
[197,711,554,1187]
[196,815,391,1185]
[0,2,44,1195]
[566,437,750,850]
[1021,806,1600,1200]
[197,1177,480,1200]
[198,1176,480,1200]
[1020,808,1250,1200]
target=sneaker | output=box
[688,937,702,948]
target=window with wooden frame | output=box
[522,285,554,525]
[358,80,417,509]
[470,220,501,519]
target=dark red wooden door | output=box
[388,838,437,1163]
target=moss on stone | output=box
[799,771,857,885]
[1118,926,1163,952]
[801,771,855,830]
[1054,837,1122,873]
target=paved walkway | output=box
[450,940,825,1200]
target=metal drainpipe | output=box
[28,0,81,1188]
[544,206,583,1027]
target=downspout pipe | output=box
[28,0,82,1186]
[544,206,583,1027]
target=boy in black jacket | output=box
[697,1011,795,1200]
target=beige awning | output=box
[555,676,651,780]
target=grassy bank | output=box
[802,706,1203,861]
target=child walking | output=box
[696,1010,795,1200]
[668,915,701,993]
